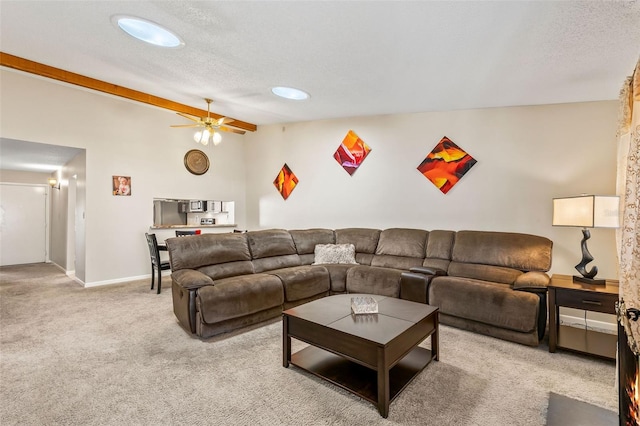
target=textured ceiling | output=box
[1,1,640,128]
[0,138,84,173]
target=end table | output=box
[548,274,618,360]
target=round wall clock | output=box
[184,149,210,175]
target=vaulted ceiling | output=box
[2,1,639,129]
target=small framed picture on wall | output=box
[113,176,131,196]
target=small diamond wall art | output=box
[273,163,299,200]
[334,130,371,175]
[417,136,477,194]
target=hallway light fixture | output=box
[48,177,60,190]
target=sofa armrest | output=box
[513,271,550,293]
[400,272,440,304]
[409,266,447,276]
[171,269,214,290]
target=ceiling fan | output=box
[171,98,246,146]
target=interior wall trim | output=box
[0,52,257,132]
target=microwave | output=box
[188,200,204,213]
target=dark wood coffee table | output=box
[282,294,439,418]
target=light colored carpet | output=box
[1,263,617,425]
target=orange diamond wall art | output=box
[334,130,371,175]
[273,163,299,200]
[417,136,477,194]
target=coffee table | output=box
[282,294,439,418]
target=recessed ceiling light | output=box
[271,86,310,100]
[113,15,184,48]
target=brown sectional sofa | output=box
[165,228,552,346]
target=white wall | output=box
[46,151,86,280]
[0,69,247,285]
[244,101,619,279]
[49,168,67,270]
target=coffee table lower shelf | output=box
[290,344,434,407]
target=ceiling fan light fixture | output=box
[113,15,184,48]
[194,128,222,146]
[213,131,222,146]
[271,86,310,100]
[194,129,208,145]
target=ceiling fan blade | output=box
[216,117,235,126]
[176,112,202,122]
[170,124,201,128]
[219,126,246,135]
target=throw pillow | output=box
[312,244,358,265]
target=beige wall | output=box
[244,101,619,279]
[0,69,248,285]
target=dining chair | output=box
[175,230,200,237]
[145,233,171,294]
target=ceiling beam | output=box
[0,52,257,132]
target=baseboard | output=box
[48,261,85,286]
[84,271,170,288]
[49,261,66,273]
[559,314,617,335]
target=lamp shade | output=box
[552,195,619,228]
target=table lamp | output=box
[552,195,619,284]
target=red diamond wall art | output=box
[417,136,477,194]
[273,163,299,200]
[334,130,371,175]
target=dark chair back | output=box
[176,230,198,237]
[145,233,161,266]
[145,232,171,294]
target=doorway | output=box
[0,183,47,266]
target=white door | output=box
[0,184,47,266]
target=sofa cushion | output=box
[426,230,456,259]
[429,276,539,333]
[196,274,284,324]
[346,265,402,298]
[422,230,455,271]
[322,264,355,293]
[448,262,523,285]
[335,228,381,265]
[452,231,552,271]
[370,255,425,271]
[247,229,297,259]
[312,244,357,265]
[290,228,335,255]
[422,258,452,272]
[198,261,254,280]
[253,255,301,273]
[375,228,428,258]
[246,229,301,273]
[267,265,330,302]
[166,233,251,271]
